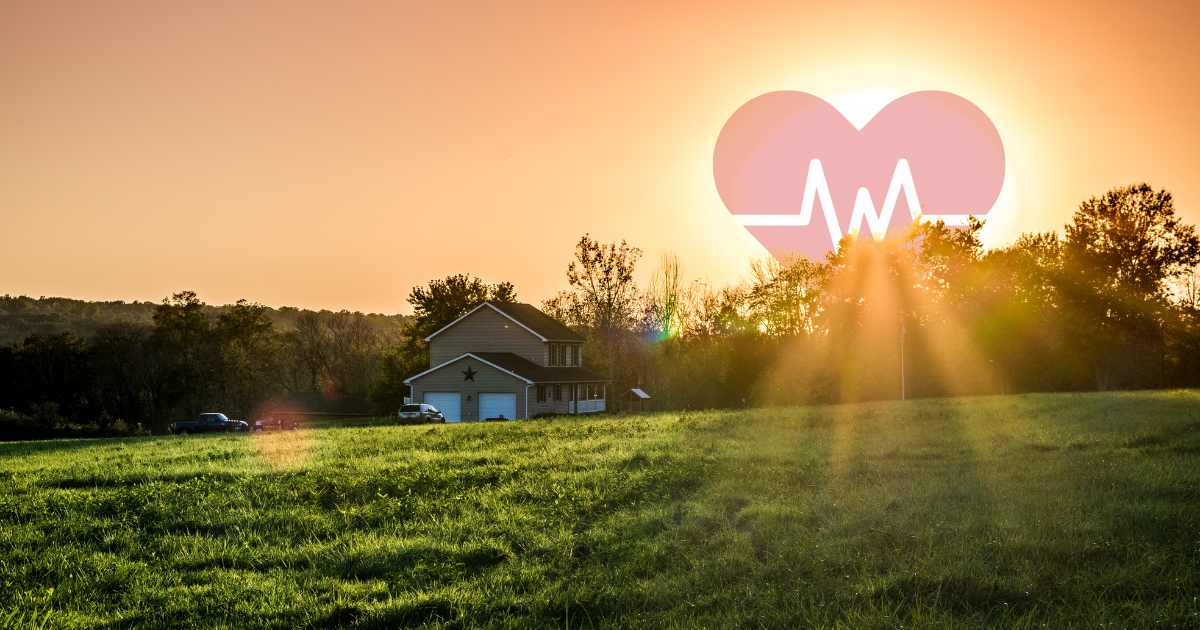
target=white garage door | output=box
[479,393,517,421]
[424,392,461,422]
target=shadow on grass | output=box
[0,434,173,457]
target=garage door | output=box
[479,393,517,421]
[424,392,461,422]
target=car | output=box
[252,417,301,432]
[397,404,445,425]
[169,413,250,435]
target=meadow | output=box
[2,391,1199,629]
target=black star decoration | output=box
[462,366,477,381]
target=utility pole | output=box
[900,313,906,401]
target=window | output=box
[574,344,581,366]
[548,343,557,366]
[565,344,572,367]
[554,384,562,401]
[537,385,546,403]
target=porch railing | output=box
[575,399,605,413]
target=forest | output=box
[1,182,1198,438]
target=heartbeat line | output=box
[736,158,972,248]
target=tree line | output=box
[539,182,1199,409]
[0,295,403,437]
[369,182,1200,412]
[2,182,1198,437]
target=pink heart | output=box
[713,91,1005,258]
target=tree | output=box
[745,252,829,338]
[0,332,91,426]
[1172,263,1200,312]
[564,235,642,336]
[285,310,330,393]
[90,321,153,429]
[1062,184,1200,389]
[543,235,643,383]
[968,232,1087,393]
[323,310,383,394]
[368,275,517,413]
[1065,184,1200,300]
[369,347,412,415]
[151,291,215,423]
[645,252,687,341]
[408,275,516,336]
[214,300,283,419]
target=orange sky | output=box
[1,0,1197,314]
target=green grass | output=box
[305,416,395,430]
[2,391,1199,629]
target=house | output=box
[403,301,611,422]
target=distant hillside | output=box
[0,294,407,344]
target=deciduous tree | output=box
[1062,184,1200,389]
[368,275,516,413]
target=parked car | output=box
[169,413,249,435]
[252,418,300,432]
[397,404,445,425]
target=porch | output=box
[571,399,606,413]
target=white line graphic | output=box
[849,158,920,241]
[735,158,971,248]
[797,158,842,248]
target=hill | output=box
[1,391,1198,628]
[0,294,406,344]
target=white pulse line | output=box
[734,159,969,248]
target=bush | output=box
[0,408,149,441]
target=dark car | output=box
[169,413,249,435]
[397,404,445,425]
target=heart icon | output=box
[713,91,1005,258]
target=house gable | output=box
[429,305,546,366]
[406,354,531,422]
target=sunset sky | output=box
[2,0,1197,314]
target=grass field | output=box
[2,391,1199,629]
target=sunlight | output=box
[977,158,1021,246]
[824,88,905,131]
[254,425,316,468]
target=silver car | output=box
[398,404,445,425]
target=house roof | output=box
[424,301,587,343]
[473,352,609,383]
[622,388,651,399]
[404,352,611,385]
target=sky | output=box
[1,0,1198,314]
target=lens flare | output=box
[252,398,315,468]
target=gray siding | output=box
[430,307,546,366]
[410,355,530,421]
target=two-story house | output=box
[403,301,611,421]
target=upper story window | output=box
[548,342,583,366]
